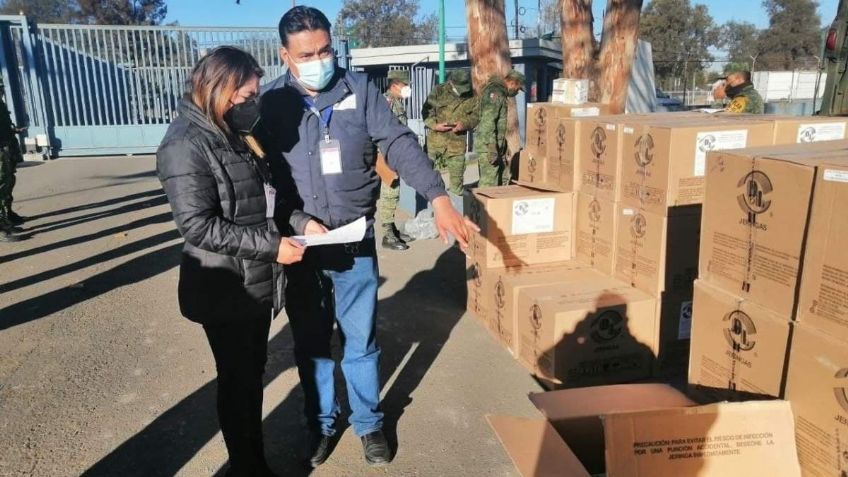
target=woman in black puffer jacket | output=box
[156,47,322,476]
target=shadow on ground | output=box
[82,247,468,476]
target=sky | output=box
[166,0,841,36]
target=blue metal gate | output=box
[0,16,350,157]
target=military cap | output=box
[448,69,471,86]
[505,69,525,85]
[387,70,410,84]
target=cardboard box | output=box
[525,102,610,157]
[551,78,589,104]
[785,324,848,477]
[516,278,658,387]
[465,260,598,355]
[655,294,695,377]
[613,204,701,298]
[688,280,792,401]
[618,118,776,214]
[771,116,848,145]
[525,116,591,192]
[489,383,801,477]
[465,185,574,268]
[797,158,848,340]
[577,114,713,203]
[574,192,618,276]
[699,143,848,317]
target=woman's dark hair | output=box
[188,46,263,135]
[278,6,332,46]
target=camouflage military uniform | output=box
[726,84,765,114]
[422,70,479,195]
[377,89,407,226]
[0,89,22,237]
[474,70,523,187]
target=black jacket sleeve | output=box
[157,138,282,262]
[365,79,448,202]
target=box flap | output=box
[487,415,591,477]
[530,383,695,420]
[529,384,695,474]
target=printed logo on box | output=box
[723,310,757,352]
[591,310,624,343]
[588,199,602,224]
[495,277,506,309]
[834,368,848,414]
[634,134,655,167]
[737,171,773,222]
[534,107,547,127]
[470,262,482,288]
[527,155,538,175]
[630,213,648,239]
[530,303,544,331]
[556,123,568,149]
[591,127,607,158]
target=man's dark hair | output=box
[278,6,331,46]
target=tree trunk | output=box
[560,0,594,80]
[465,0,521,160]
[595,0,644,113]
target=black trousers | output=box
[203,312,272,476]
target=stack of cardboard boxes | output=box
[472,105,848,475]
[686,139,848,475]
[466,105,797,389]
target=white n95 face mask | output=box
[400,86,412,99]
[294,56,335,91]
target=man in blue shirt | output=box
[261,6,476,469]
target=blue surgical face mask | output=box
[293,56,335,91]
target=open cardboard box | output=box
[488,383,801,477]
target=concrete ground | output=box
[0,156,543,477]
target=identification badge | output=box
[264,184,276,219]
[319,139,343,175]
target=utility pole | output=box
[514,0,520,39]
[439,0,446,83]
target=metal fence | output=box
[2,16,350,157]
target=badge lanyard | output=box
[304,97,343,175]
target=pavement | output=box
[0,156,543,477]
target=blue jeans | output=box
[284,239,382,437]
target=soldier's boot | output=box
[5,200,24,225]
[381,223,409,251]
[0,207,21,242]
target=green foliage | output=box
[0,0,167,25]
[757,0,822,69]
[0,0,77,22]
[640,0,719,81]
[336,0,438,48]
[720,21,761,68]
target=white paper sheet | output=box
[293,216,367,247]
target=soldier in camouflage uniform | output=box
[474,69,524,187]
[378,70,415,250]
[422,69,479,195]
[724,71,764,114]
[0,79,24,242]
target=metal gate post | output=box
[18,16,51,146]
